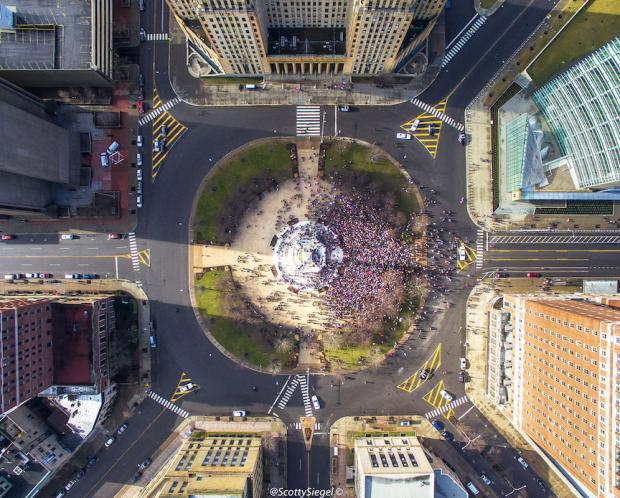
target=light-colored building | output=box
[167,0,446,77]
[503,294,620,497]
[146,432,263,497]
[532,37,620,189]
[354,436,434,498]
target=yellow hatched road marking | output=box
[397,344,442,393]
[400,98,448,159]
[137,249,150,267]
[151,111,188,179]
[456,239,476,273]
[152,89,162,109]
[171,371,200,402]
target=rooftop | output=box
[52,393,102,438]
[0,0,94,70]
[354,436,433,476]
[51,302,93,386]
[267,27,346,56]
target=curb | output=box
[474,0,505,17]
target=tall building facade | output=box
[0,299,54,414]
[168,0,446,76]
[505,294,620,497]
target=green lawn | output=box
[528,0,619,86]
[479,0,499,8]
[193,142,293,243]
[323,142,420,216]
[194,269,292,369]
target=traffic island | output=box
[189,138,426,374]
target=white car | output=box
[137,195,143,208]
[60,234,75,240]
[439,389,454,402]
[396,132,412,140]
[410,119,420,131]
[137,169,143,181]
[137,135,143,148]
[137,153,142,166]
[460,357,467,370]
[179,383,194,393]
[517,456,528,469]
[25,273,37,279]
[154,139,161,152]
[458,246,466,261]
[458,132,467,144]
[104,436,116,448]
[480,474,491,485]
[232,410,246,417]
[311,395,320,410]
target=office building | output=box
[0,298,54,414]
[504,294,620,497]
[0,78,81,218]
[169,0,446,77]
[145,432,263,497]
[0,0,113,88]
[532,37,620,189]
[354,436,434,498]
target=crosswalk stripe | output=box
[138,97,181,126]
[476,229,485,269]
[146,33,169,41]
[128,233,141,271]
[425,396,469,419]
[410,98,464,131]
[148,391,189,418]
[490,234,620,244]
[442,15,487,68]
[296,106,321,136]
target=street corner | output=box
[400,98,448,158]
[456,238,476,272]
[170,372,200,403]
[397,343,442,394]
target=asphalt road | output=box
[37,0,581,497]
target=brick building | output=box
[0,299,54,414]
[504,294,620,497]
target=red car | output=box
[1,234,14,241]
[107,233,122,240]
[137,97,144,114]
[527,272,541,278]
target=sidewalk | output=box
[168,14,445,107]
[464,277,580,497]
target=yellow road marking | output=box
[171,371,199,402]
[456,239,476,272]
[152,89,161,109]
[423,380,446,408]
[397,343,442,393]
[400,98,448,159]
[151,111,187,179]
[137,249,151,267]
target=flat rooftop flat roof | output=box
[0,0,93,70]
[268,27,346,56]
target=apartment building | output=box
[168,0,446,76]
[504,294,620,497]
[0,299,54,414]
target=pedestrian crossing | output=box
[298,375,313,416]
[276,375,300,410]
[409,98,464,132]
[146,33,169,41]
[148,391,190,418]
[291,422,321,430]
[490,234,620,245]
[476,230,485,269]
[425,395,469,420]
[138,97,181,126]
[296,106,321,136]
[128,233,140,272]
[442,15,487,68]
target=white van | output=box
[107,141,119,154]
[465,481,479,495]
[4,274,15,280]
[100,153,109,167]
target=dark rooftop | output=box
[0,0,94,70]
[268,28,346,56]
[51,303,93,386]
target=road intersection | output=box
[14,0,614,497]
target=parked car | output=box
[480,474,491,485]
[105,436,116,448]
[83,274,98,279]
[4,274,20,280]
[139,0,145,11]
[537,479,547,490]
[410,119,420,131]
[399,420,412,427]
[137,181,143,195]
[137,457,152,470]
[178,383,194,393]
[137,134,143,147]
[137,96,144,113]
[149,335,157,348]
[460,357,467,370]
[458,132,467,145]
[137,195,143,209]
[495,271,509,278]
[137,169,143,181]
[396,132,412,140]
[527,272,541,278]
[107,233,122,239]
[161,124,168,137]
[441,431,454,441]
[338,105,350,112]
[1,234,14,241]
[25,273,37,279]
[428,123,436,136]
[311,395,320,410]
[431,420,444,431]
[64,480,77,491]
[232,410,246,417]
[60,234,75,240]
[137,153,143,166]
[458,370,465,383]
[38,273,52,278]
[439,389,454,402]
[458,246,466,261]
[517,456,528,469]
[419,368,430,380]
[154,139,161,152]
[139,28,146,42]
[132,471,142,483]
[117,423,128,435]
[65,274,81,279]
[86,456,98,468]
